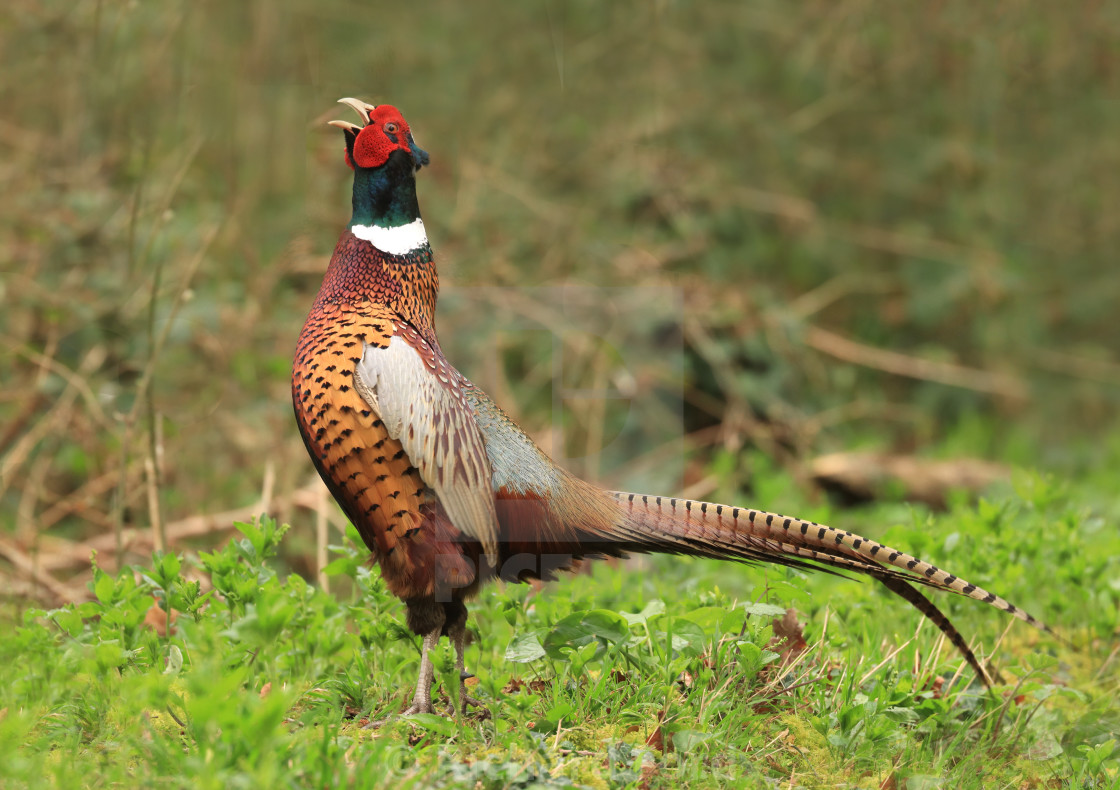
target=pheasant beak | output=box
[336,97,376,125]
[327,120,363,133]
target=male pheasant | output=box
[293,98,1050,716]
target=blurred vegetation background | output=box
[2,0,1118,599]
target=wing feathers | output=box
[354,326,499,557]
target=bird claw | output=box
[403,701,436,716]
[363,624,489,726]
[365,694,487,728]
[451,689,490,719]
[361,696,435,729]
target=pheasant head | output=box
[329,99,430,250]
[331,98,429,172]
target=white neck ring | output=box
[351,218,429,255]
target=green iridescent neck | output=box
[349,150,422,229]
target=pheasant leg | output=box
[449,622,488,716]
[400,625,442,715]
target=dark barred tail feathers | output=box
[876,573,999,687]
[609,490,1052,686]
[611,491,1050,632]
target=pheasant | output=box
[293,98,1050,716]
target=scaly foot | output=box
[455,690,490,718]
[363,624,442,727]
[402,699,436,716]
[449,670,490,718]
[363,689,436,728]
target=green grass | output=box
[3,1,1119,787]
[3,456,1117,788]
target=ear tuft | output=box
[409,134,430,169]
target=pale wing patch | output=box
[354,331,499,556]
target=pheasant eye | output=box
[384,122,399,134]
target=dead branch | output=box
[0,538,88,605]
[35,464,144,532]
[37,482,326,573]
[809,451,1010,508]
[803,325,1028,400]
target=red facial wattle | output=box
[332,99,430,172]
[348,106,409,169]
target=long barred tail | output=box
[608,490,1053,685]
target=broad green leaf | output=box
[505,631,546,663]
[163,645,184,675]
[543,610,630,659]
[321,556,361,577]
[650,617,707,657]
[741,602,788,618]
[534,701,574,733]
[671,729,710,753]
[407,713,458,737]
[679,605,747,634]
[94,572,115,604]
[52,608,84,637]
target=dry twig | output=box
[803,325,1028,400]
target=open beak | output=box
[327,120,363,133]
[335,97,376,125]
